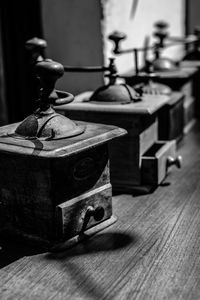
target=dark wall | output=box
[0,0,43,123]
[41,0,104,95]
[186,0,200,34]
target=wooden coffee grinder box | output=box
[122,21,198,134]
[57,75,182,194]
[0,60,126,251]
[108,31,185,142]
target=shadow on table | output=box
[0,237,45,269]
[47,231,136,259]
[0,231,136,269]
[46,231,137,300]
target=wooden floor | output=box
[1,122,200,299]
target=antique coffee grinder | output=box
[57,94,182,194]
[146,21,178,72]
[0,58,126,251]
[141,21,197,134]
[50,53,182,194]
[108,29,172,95]
[149,21,198,132]
[108,21,197,81]
[134,21,196,72]
[28,37,182,194]
[108,30,184,141]
[150,21,200,129]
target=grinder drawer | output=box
[180,81,193,99]
[141,140,182,185]
[56,184,112,241]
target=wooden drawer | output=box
[141,140,181,185]
[56,184,112,241]
[180,81,193,98]
[184,96,195,133]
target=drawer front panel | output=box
[184,96,195,127]
[56,184,112,240]
[141,140,176,185]
[180,81,193,98]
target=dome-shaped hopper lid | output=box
[152,58,178,72]
[89,83,142,104]
[15,109,85,140]
[25,37,47,51]
[86,58,142,104]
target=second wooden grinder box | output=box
[57,92,182,194]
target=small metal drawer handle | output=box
[81,206,105,234]
[167,155,182,169]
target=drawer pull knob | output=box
[167,155,182,169]
[81,206,105,233]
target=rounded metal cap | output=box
[15,109,85,140]
[89,84,142,104]
[25,37,47,51]
[152,58,177,72]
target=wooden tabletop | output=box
[1,123,200,299]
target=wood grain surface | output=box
[0,121,126,158]
[56,91,170,115]
[1,122,200,299]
